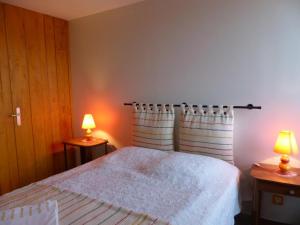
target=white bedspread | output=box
[40,146,240,225]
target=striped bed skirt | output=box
[0,183,168,225]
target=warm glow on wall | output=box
[77,97,132,148]
[93,130,120,148]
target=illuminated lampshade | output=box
[274,131,298,155]
[273,130,298,177]
[81,114,96,141]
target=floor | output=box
[234,214,289,225]
[235,214,252,225]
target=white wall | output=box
[69,0,300,219]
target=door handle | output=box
[10,107,21,126]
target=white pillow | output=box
[0,200,59,225]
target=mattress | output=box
[39,146,241,225]
[0,146,240,225]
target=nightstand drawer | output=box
[257,180,300,197]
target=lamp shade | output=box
[274,130,298,155]
[81,114,96,129]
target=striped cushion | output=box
[179,104,234,164]
[132,103,175,151]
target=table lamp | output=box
[81,114,96,141]
[274,130,298,177]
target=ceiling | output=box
[1,0,146,20]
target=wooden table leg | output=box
[105,142,108,154]
[80,147,86,164]
[253,180,261,225]
[64,143,68,170]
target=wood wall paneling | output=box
[53,18,73,173]
[54,19,72,140]
[23,9,53,180]
[0,3,19,194]
[4,4,36,186]
[44,16,64,174]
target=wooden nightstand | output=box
[63,137,108,170]
[250,164,300,225]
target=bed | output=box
[0,146,240,225]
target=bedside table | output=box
[63,137,108,170]
[250,164,300,225]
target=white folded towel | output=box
[0,200,59,225]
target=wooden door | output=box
[0,3,19,194]
[4,4,36,186]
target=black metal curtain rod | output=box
[124,102,262,110]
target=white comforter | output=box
[40,146,240,225]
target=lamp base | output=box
[81,129,94,142]
[81,135,94,142]
[81,138,95,143]
[275,154,298,177]
[81,136,95,142]
[274,170,298,178]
